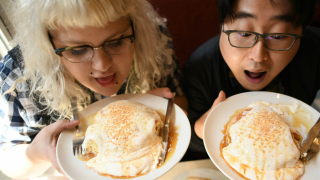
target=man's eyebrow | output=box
[234,11,293,23]
[270,14,293,22]
[234,11,256,19]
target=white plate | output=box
[56,93,191,180]
[203,91,320,180]
[172,168,229,180]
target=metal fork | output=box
[301,133,320,162]
[71,97,85,156]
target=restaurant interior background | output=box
[0,0,320,179]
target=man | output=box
[183,0,319,159]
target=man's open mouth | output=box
[245,70,267,79]
[244,70,267,84]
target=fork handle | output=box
[71,97,79,130]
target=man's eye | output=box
[70,47,90,56]
[268,35,285,40]
[238,33,252,37]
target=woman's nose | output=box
[91,48,112,72]
[248,39,269,62]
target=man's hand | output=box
[194,91,226,139]
[26,119,80,175]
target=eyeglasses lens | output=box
[264,35,295,50]
[61,38,132,63]
[229,32,295,50]
[229,32,256,47]
[102,38,132,56]
[62,47,93,62]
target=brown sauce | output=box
[220,109,250,180]
[158,122,179,168]
[78,152,96,161]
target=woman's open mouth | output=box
[244,70,267,84]
[95,74,116,88]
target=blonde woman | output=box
[0,0,187,178]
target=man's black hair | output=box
[217,0,317,28]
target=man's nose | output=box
[248,38,269,62]
[91,48,112,72]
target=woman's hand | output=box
[194,91,226,139]
[147,88,188,114]
[147,87,174,99]
[26,119,80,174]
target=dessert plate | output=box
[57,93,191,180]
[203,91,320,180]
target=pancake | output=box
[81,100,163,177]
[222,101,305,180]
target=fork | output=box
[302,133,320,162]
[71,97,85,156]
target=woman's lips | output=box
[95,74,116,88]
[244,70,267,84]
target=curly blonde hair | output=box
[7,0,173,119]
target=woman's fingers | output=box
[48,120,78,175]
[48,119,80,135]
[147,87,173,98]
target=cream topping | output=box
[82,100,163,177]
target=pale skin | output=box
[194,0,302,139]
[0,17,187,179]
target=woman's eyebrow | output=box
[57,25,132,45]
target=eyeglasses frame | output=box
[223,30,303,51]
[48,18,135,63]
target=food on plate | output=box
[81,100,163,177]
[221,101,306,180]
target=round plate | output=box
[56,93,191,180]
[203,91,320,180]
[172,168,229,180]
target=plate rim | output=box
[203,91,320,180]
[56,93,191,180]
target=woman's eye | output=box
[70,47,90,56]
[106,39,124,48]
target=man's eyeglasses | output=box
[49,19,135,63]
[223,30,302,51]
